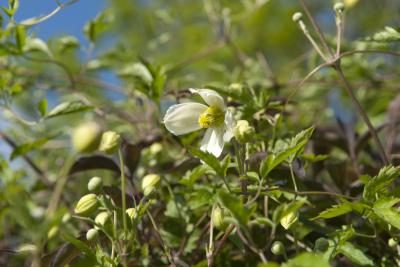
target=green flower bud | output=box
[88,176,103,192]
[47,226,58,239]
[149,142,163,155]
[292,12,303,23]
[95,211,110,227]
[314,237,329,252]
[62,213,71,223]
[16,244,38,254]
[86,228,99,241]
[71,121,102,153]
[99,131,121,154]
[271,241,285,255]
[233,120,255,144]
[334,2,345,13]
[126,208,137,220]
[388,238,398,248]
[228,83,243,94]
[74,194,98,216]
[280,211,298,230]
[212,206,226,230]
[142,174,161,196]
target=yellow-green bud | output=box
[16,244,38,254]
[233,120,255,144]
[99,131,121,154]
[334,2,345,13]
[47,226,58,239]
[280,211,298,230]
[314,238,329,252]
[149,143,163,155]
[142,174,161,196]
[88,176,103,192]
[271,241,285,255]
[71,121,102,153]
[126,208,137,220]
[62,213,71,223]
[292,12,303,23]
[95,211,110,227]
[228,83,243,94]
[212,206,226,230]
[74,194,98,216]
[388,238,398,248]
[86,228,98,241]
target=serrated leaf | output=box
[189,147,224,177]
[282,252,330,267]
[338,242,374,267]
[218,189,253,227]
[373,197,400,230]
[45,101,93,119]
[313,203,352,220]
[363,165,400,201]
[260,126,314,177]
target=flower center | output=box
[198,106,224,128]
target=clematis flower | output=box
[163,89,234,157]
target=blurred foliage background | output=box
[1,0,400,266]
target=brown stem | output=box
[334,65,389,165]
[207,225,235,267]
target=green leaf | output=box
[15,25,26,52]
[84,11,113,43]
[45,101,93,119]
[10,136,55,160]
[60,232,96,260]
[23,37,52,57]
[373,197,400,230]
[189,148,224,177]
[38,98,47,117]
[218,189,253,227]
[365,26,400,42]
[338,242,374,267]
[313,203,353,220]
[260,126,314,177]
[282,252,330,267]
[363,165,400,201]
[179,165,209,187]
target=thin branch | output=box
[207,225,235,267]
[0,131,51,186]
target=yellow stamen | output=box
[198,106,224,128]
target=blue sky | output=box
[15,0,108,43]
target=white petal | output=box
[223,109,234,142]
[189,88,225,110]
[200,126,224,157]
[163,102,207,135]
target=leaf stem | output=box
[118,149,127,235]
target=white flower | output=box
[163,89,234,157]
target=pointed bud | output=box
[71,121,102,153]
[212,206,227,230]
[95,211,110,227]
[74,194,98,216]
[62,213,71,223]
[233,120,255,144]
[47,226,58,239]
[99,131,121,154]
[142,174,161,196]
[126,208,137,220]
[88,176,103,192]
[86,228,99,241]
[292,12,303,23]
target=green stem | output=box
[289,163,298,196]
[118,149,127,235]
